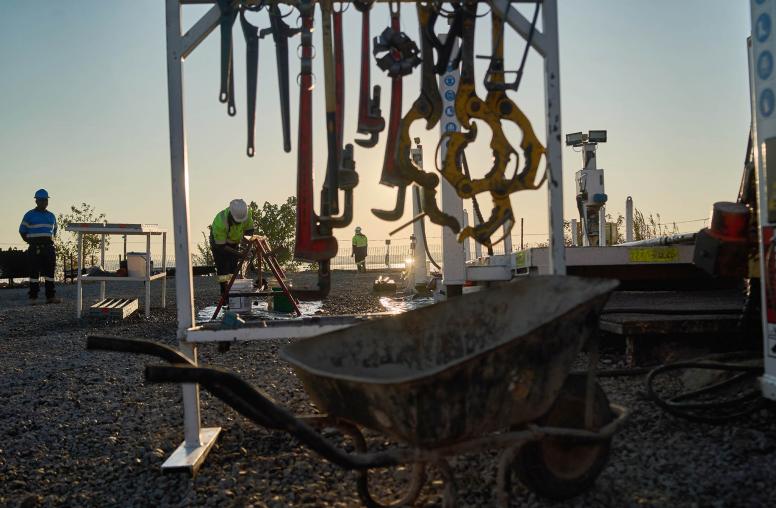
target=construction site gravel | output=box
[1,273,775,508]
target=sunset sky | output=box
[0,1,752,257]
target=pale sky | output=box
[0,1,752,256]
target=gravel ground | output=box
[1,272,775,507]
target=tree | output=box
[193,230,214,266]
[55,203,109,269]
[249,197,299,270]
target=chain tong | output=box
[438,2,545,247]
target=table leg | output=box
[100,233,106,301]
[146,234,151,317]
[162,232,167,308]
[76,232,83,318]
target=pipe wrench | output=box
[294,0,338,263]
[353,0,385,148]
[217,0,238,116]
[372,2,410,222]
[239,6,261,157]
[259,4,301,153]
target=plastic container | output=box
[228,279,253,313]
[126,252,153,278]
[272,287,294,313]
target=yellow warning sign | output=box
[628,246,680,263]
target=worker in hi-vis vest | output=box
[209,199,255,295]
[351,226,368,273]
[19,189,61,304]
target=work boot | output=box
[46,297,62,304]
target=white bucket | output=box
[228,279,253,313]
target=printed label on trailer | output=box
[627,247,680,263]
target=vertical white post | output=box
[439,35,465,296]
[100,233,106,300]
[581,206,590,247]
[571,219,578,246]
[543,0,566,274]
[162,0,218,471]
[599,207,606,247]
[463,211,471,261]
[161,232,167,308]
[411,185,428,285]
[76,232,83,318]
[749,3,776,401]
[145,233,152,318]
[625,196,634,242]
[503,220,513,254]
[474,212,482,258]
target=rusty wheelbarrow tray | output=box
[87,275,628,507]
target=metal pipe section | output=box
[618,232,696,247]
[625,196,634,242]
[598,207,606,247]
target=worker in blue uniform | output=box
[19,189,61,304]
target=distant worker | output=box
[210,199,255,295]
[352,226,368,273]
[19,189,60,304]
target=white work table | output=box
[65,223,167,318]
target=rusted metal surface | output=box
[281,276,618,448]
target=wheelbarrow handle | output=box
[145,364,405,470]
[86,336,195,366]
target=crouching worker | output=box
[19,189,60,304]
[210,199,254,296]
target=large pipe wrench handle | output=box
[260,4,301,153]
[217,0,238,116]
[294,0,338,263]
[354,0,385,148]
[240,8,260,157]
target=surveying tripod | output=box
[211,236,301,320]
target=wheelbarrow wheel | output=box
[513,373,613,501]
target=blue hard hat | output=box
[34,189,49,199]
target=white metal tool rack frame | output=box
[163,0,566,472]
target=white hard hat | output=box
[229,199,249,223]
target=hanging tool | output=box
[372,1,412,221]
[353,0,385,148]
[484,9,545,197]
[425,2,464,75]
[217,0,238,116]
[239,6,262,157]
[259,4,301,153]
[294,0,338,264]
[320,0,344,217]
[391,2,459,233]
[436,0,520,247]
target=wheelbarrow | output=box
[87,275,628,507]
